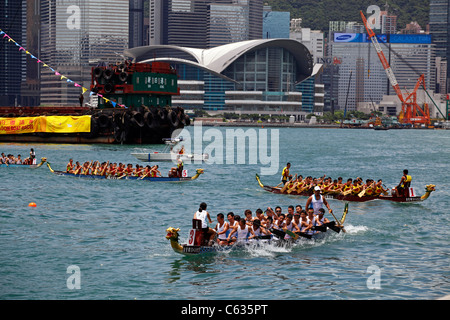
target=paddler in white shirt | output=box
[215,213,229,246]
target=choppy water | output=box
[0,127,449,300]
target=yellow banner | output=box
[0,116,91,134]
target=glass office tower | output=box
[429,0,450,93]
[40,0,129,105]
[0,0,27,106]
[149,0,263,49]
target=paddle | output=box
[283,228,299,240]
[312,225,328,232]
[328,204,348,233]
[270,227,312,240]
[358,181,375,198]
[281,174,297,193]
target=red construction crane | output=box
[360,11,430,125]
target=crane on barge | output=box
[360,11,431,126]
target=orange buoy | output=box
[28,202,37,207]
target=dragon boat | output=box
[166,204,348,255]
[0,158,47,169]
[256,174,435,203]
[46,162,204,182]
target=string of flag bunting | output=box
[0,28,127,109]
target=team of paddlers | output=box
[280,162,412,198]
[193,201,343,247]
[0,149,36,165]
[64,158,184,178]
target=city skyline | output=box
[0,1,447,114]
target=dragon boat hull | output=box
[0,158,47,169]
[166,205,348,255]
[256,174,435,203]
[47,163,203,182]
[171,234,327,256]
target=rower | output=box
[226,212,238,239]
[283,213,300,240]
[374,179,389,196]
[254,208,267,227]
[274,213,286,230]
[82,162,91,175]
[393,169,412,197]
[340,178,353,193]
[215,213,229,246]
[150,165,161,177]
[227,217,256,244]
[66,159,74,173]
[244,209,253,226]
[305,186,333,215]
[251,219,271,239]
[305,207,317,235]
[299,210,312,234]
[351,179,362,195]
[315,208,330,227]
[281,162,292,185]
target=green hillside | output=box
[265,0,430,32]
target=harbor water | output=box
[0,127,449,300]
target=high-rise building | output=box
[429,0,450,93]
[263,7,290,39]
[129,0,144,48]
[39,0,129,106]
[331,33,436,111]
[380,11,397,34]
[0,0,27,106]
[149,0,263,49]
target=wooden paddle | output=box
[283,228,299,241]
[358,181,375,198]
[328,204,347,233]
[281,174,297,193]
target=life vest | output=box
[374,186,383,195]
[343,184,352,192]
[352,185,361,194]
[281,167,289,180]
[401,175,412,188]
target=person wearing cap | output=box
[305,185,333,215]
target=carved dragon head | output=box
[166,227,180,242]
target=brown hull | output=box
[256,175,432,203]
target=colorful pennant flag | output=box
[0,27,127,109]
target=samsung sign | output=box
[334,33,431,44]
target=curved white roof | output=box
[125,39,314,82]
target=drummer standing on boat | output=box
[305,186,333,215]
[281,163,292,185]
